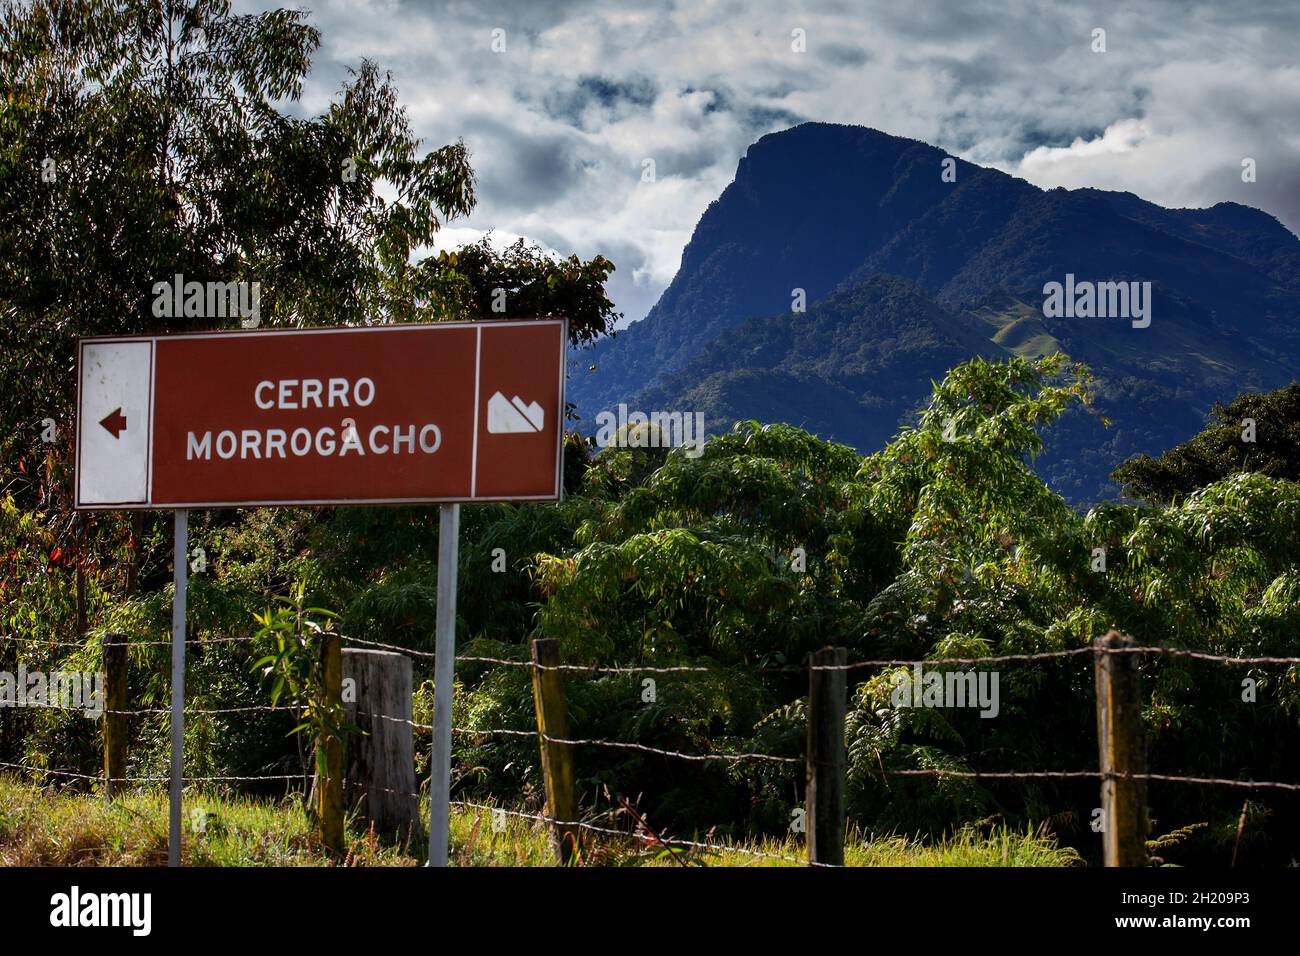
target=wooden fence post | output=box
[316,631,345,857]
[1095,630,1148,867]
[807,646,847,866]
[531,638,578,864]
[102,631,128,798]
[342,648,419,844]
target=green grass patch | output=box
[0,775,1082,867]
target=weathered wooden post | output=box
[342,647,419,843]
[1095,630,1148,867]
[102,631,128,798]
[807,646,847,866]
[531,638,578,864]
[316,632,345,857]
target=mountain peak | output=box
[569,123,1300,502]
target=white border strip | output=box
[470,325,482,498]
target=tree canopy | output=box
[1111,383,1300,504]
[0,0,619,595]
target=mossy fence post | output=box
[1094,630,1149,867]
[531,637,578,864]
[317,631,346,857]
[102,631,128,798]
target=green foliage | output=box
[460,355,1299,860]
[0,0,620,632]
[250,582,340,736]
[0,2,624,802]
[7,343,1300,861]
[422,238,620,348]
[1112,382,1300,504]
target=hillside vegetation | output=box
[6,355,1299,866]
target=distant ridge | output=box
[569,122,1300,501]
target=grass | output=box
[0,775,414,867]
[0,775,1082,867]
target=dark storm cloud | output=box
[866,0,1044,42]
[912,54,1014,93]
[1189,154,1300,241]
[459,115,591,212]
[538,74,659,129]
[397,0,607,30]
[820,42,871,68]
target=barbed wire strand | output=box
[0,762,302,784]
[886,768,1300,792]
[1,702,296,717]
[0,633,260,649]
[9,631,1300,669]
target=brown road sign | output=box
[74,319,568,509]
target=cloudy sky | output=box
[238,0,1300,328]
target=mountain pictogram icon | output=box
[486,392,544,433]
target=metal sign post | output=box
[168,508,188,867]
[427,503,460,867]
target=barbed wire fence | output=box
[2,628,1299,866]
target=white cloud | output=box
[1018,118,1153,170]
